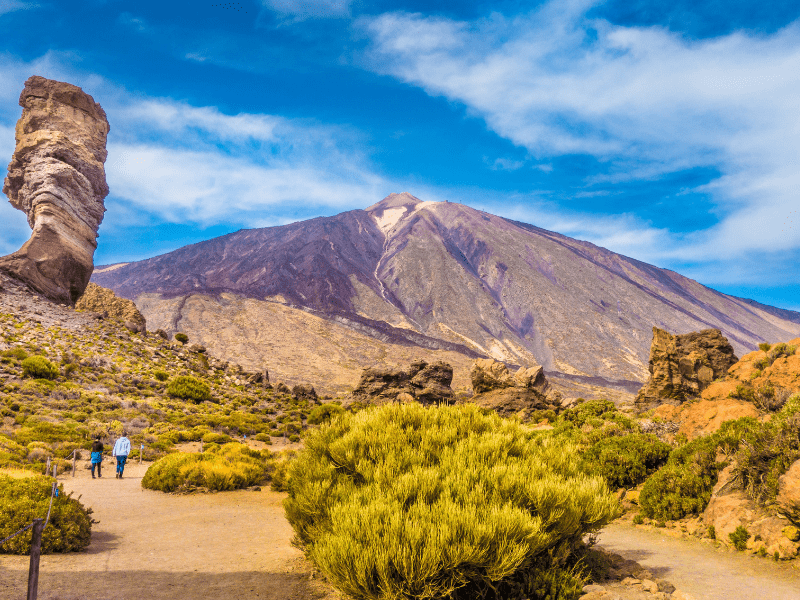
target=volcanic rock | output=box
[75,283,145,333]
[468,359,558,420]
[351,359,454,405]
[777,459,800,526]
[0,76,109,304]
[635,328,738,410]
[292,384,318,403]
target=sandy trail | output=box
[598,522,800,600]
[0,461,332,600]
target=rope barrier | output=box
[0,473,59,548]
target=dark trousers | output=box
[91,462,101,477]
[116,455,127,475]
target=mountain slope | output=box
[93,193,800,394]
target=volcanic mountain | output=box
[92,193,800,398]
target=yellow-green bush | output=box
[308,402,345,425]
[201,432,231,444]
[166,375,211,402]
[141,443,269,492]
[585,433,670,489]
[0,475,92,554]
[21,356,59,380]
[284,403,618,600]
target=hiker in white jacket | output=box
[113,433,131,479]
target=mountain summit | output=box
[92,194,800,396]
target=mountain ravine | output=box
[92,193,800,397]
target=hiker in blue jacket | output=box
[91,436,103,478]
[113,432,131,479]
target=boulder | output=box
[635,327,738,410]
[0,76,109,304]
[468,359,558,420]
[75,283,146,332]
[351,360,454,405]
[777,459,800,525]
[292,384,318,403]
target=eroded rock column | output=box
[0,75,109,304]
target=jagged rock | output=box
[245,369,272,389]
[352,360,454,405]
[635,327,738,410]
[75,283,145,332]
[292,384,318,403]
[777,459,800,526]
[275,382,291,394]
[0,76,109,304]
[470,359,550,395]
[468,359,558,420]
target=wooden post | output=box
[45,457,50,476]
[52,463,56,478]
[139,444,143,465]
[199,440,203,453]
[27,518,44,600]
[72,452,76,477]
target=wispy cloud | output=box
[259,0,352,20]
[358,2,800,272]
[0,0,37,17]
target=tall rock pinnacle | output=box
[0,75,109,304]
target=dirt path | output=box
[598,522,800,600]
[0,461,335,600]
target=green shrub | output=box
[269,451,296,492]
[560,399,617,428]
[21,356,59,380]
[154,370,169,382]
[632,514,644,525]
[141,443,269,492]
[707,525,716,539]
[586,433,670,489]
[758,342,772,352]
[729,525,750,551]
[307,403,345,425]
[284,403,617,600]
[166,376,211,402]
[0,475,92,554]
[201,432,231,445]
[254,433,272,444]
[174,333,189,345]
[768,343,796,361]
[639,463,712,521]
[730,384,756,403]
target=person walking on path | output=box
[91,436,104,478]
[113,432,131,479]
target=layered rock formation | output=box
[351,360,454,405]
[468,359,561,420]
[777,460,800,525]
[75,283,146,332]
[0,76,109,304]
[635,328,738,410]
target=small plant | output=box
[707,525,716,539]
[166,376,211,402]
[632,514,644,525]
[729,525,750,551]
[758,342,771,352]
[154,329,169,340]
[153,370,169,382]
[21,356,59,380]
[174,333,189,345]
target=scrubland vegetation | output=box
[0,310,320,475]
[0,474,92,554]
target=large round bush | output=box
[0,475,92,554]
[21,356,59,380]
[166,375,211,402]
[284,403,618,600]
[142,443,269,492]
[586,433,671,489]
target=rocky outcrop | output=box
[703,464,800,559]
[635,328,738,410]
[0,76,109,305]
[292,384,318,403]
[351,360,454,405]
[777,459,800,525]
[468,359,560,420]
[75,283,145,332]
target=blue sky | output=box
[0,0,798,309]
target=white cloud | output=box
[260,0,351,19]
[358,3,800,269]
[0,0,37,16]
